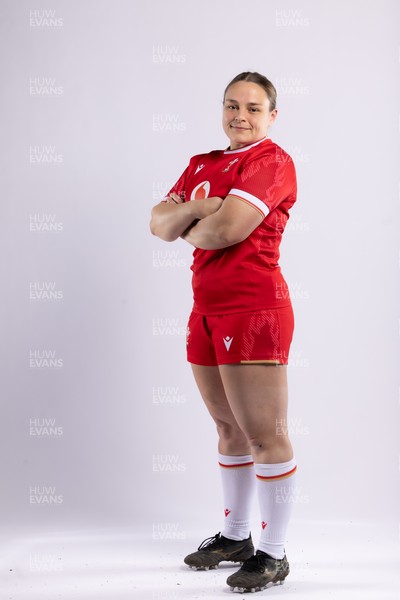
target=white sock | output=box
[255,457,297,559]
[218,453,255,541]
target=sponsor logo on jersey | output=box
[224,508,231,517]
[195,163,205,174]
[223,336,234,351]
[262,521,267,530]
[190,181,210,201]
[222,158,239,172]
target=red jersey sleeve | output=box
[228,152,297,217]
[162,164,190,203]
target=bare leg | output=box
[190,364,250,455]
[218,364,296,564]
[218,364,293,464]
[189,364,255,543]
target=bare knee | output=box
[247,433,293,463]
[216,419,243,443]
[215,420,250,455]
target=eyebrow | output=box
[224,99,263,106]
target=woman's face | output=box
[222,81,277,150]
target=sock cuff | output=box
[218,453,254,468]
[255,457,297,481]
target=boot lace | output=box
[197,532,222,551]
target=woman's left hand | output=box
[165,192,184,204]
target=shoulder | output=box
[245,138,294,164]
[240,140,296,181]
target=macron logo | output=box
[223,336,233,351]
[195,163,205,174]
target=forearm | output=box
[181,213,234,250]
[150,202,197,242]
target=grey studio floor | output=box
[1,520,399,600]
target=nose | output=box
[233,108,246,122]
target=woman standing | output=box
[150,72,298,594]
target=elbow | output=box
[149,218,177,242]
[149,210,162,238]
[149,217,160,237]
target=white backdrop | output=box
[1,0,399,543]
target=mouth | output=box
[230,125,251,130]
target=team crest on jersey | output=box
[190,181,210,201]
[222,158,239,172]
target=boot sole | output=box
[229,566,290,592]
[185,548,255,571]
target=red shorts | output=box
[186,304,294,366]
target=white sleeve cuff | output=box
[229,188,269,217]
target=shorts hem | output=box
[187,355,217,367]
[187,355,288,367]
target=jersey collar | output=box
[223,136,270,154]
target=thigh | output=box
[191,364,241,427]
[190,364,250,454]
[218,364,288,444]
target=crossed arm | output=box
[150,193,264,250]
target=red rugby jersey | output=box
[164,136,297,315]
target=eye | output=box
[226,104,238,110]
[249,108,260,112]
